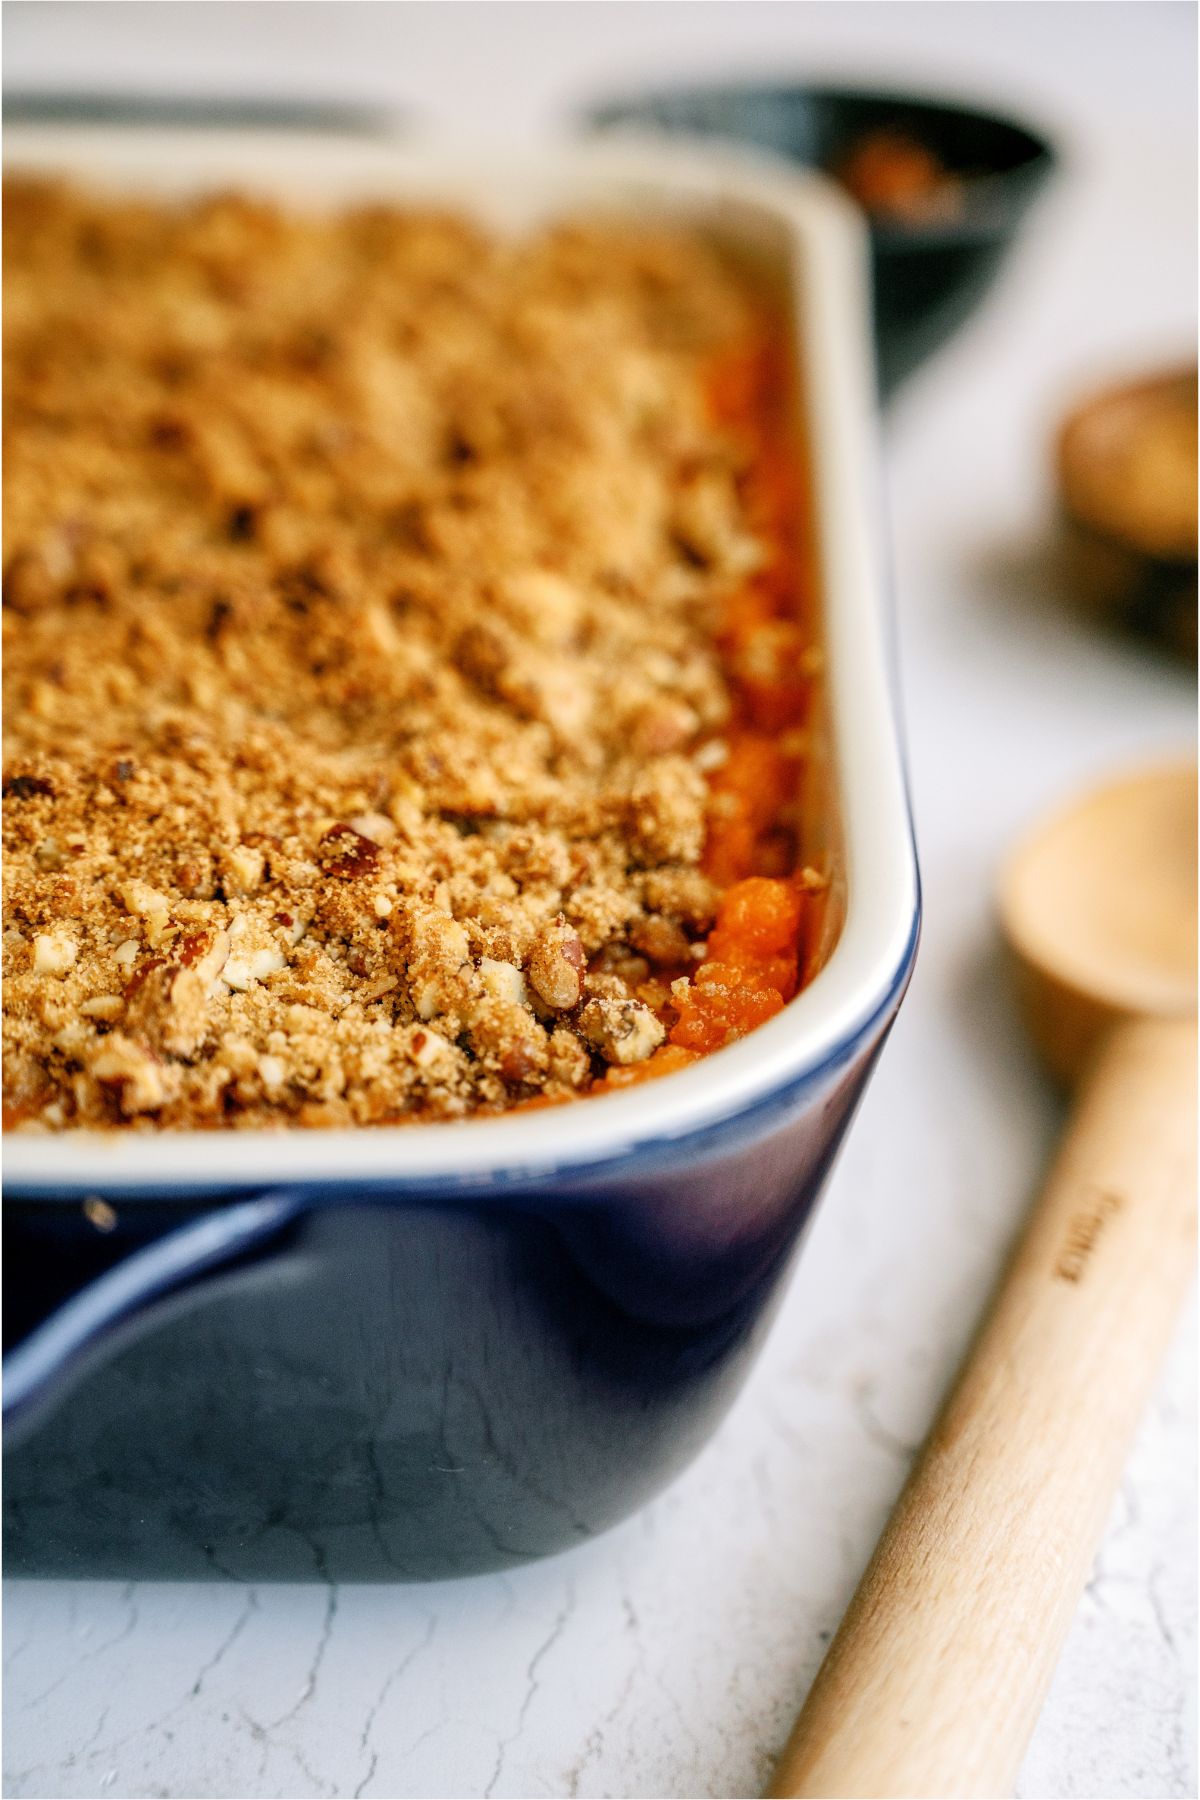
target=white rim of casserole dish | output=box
[2,128,917,1193]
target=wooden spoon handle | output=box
[768,1015,1197,1800]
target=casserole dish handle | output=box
[3,1191,304,1442]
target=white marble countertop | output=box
[4,4,1196,1796]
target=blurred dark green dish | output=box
[585,84,1057,394]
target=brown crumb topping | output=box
[3,177,793,1131]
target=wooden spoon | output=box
[768,762,1197,1800]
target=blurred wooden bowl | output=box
[1057,367,1197,658]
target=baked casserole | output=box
[3,179,825,1130]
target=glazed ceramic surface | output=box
[2,131,919,1580]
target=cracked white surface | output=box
[3,4,1196,1796]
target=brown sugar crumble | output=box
[3,177,823,1131]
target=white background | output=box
[3,4,1196,1797]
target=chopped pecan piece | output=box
[319,824,381,879]
[578,996,665,1066]
[528,918,586,1011]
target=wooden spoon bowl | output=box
[1000,762,1197,1083]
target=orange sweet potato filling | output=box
[596,331,824,1085]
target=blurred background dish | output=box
[586,82,1057,393]
[1056,366,1198,659]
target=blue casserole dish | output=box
[2,130,920,1581]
